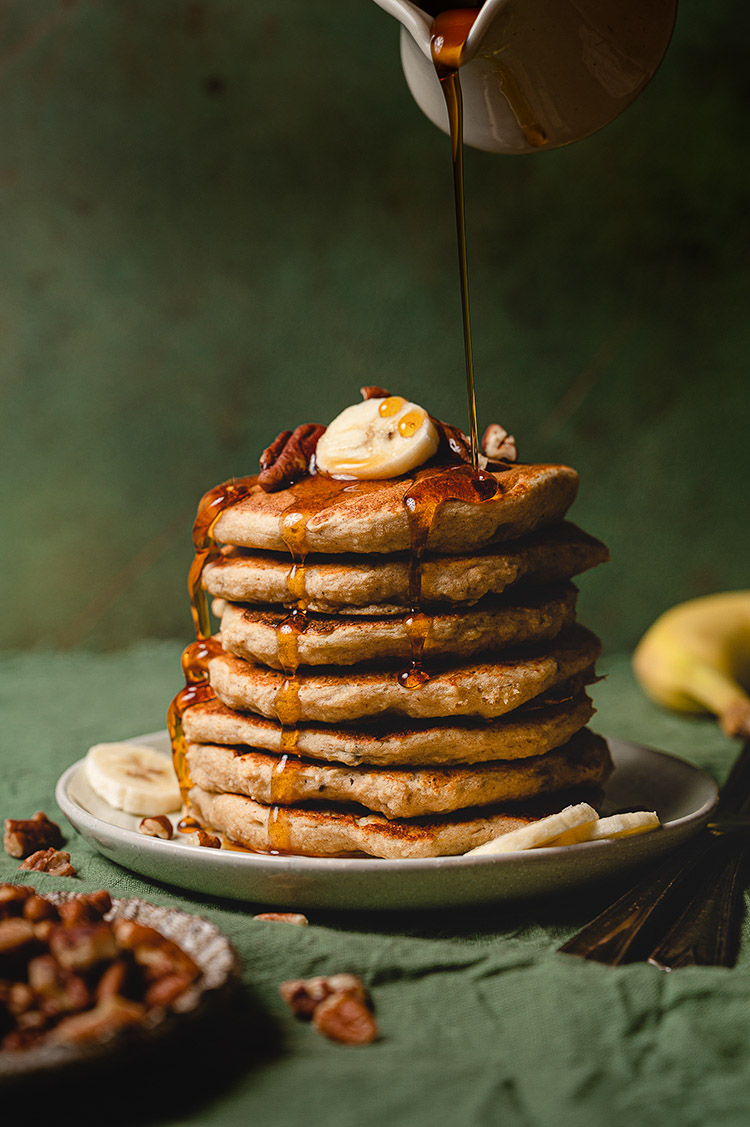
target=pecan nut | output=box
[184,829,221,849]
[482,423,517,463]
[58,890,112,925]
[49,923,118,971]
[0,918,38,963]
[112,920,200,984]
[138,815,173,840]
[48,995,145,1046]
[430,416,473,464]
[312,990,378,1046]
[360,386,393,401]
[23,895,61,923]
[18,848,76,876]
[254,912,308,926]
[28,955,93,1016]
[258,423,326,493]
[0,883,34,919]
[279,974,367,1020]
[4,812,63,859]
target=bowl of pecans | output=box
[0,885,240,1078]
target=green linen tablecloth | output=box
[1,643,748,1126]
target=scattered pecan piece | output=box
[184,829,221,849]
[254,912,308,926]
[482,423,517,463]
[4,812,63,859]
[258,423,326,493]
[138,815,173,840]
[18,848,76,876]
[313,990,378,1045]
[279,974,367,1020]
[360,385,393,401]
[0,884,34,919]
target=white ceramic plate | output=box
[56,732,718,911]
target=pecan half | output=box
[254,912,308,926]
[18,848,76,876]
[312,990,378,1045]
[23,895,60,924]
[48,995,145,1046]
[279,974,367,1020]
[432,417,473,464]
[482,423,517,463]
[58,890,112,925]
[258,423,326,493]
[0,918,38,963]
[4,812,63,859]
[138,815,173,840]
[28,955,93,1017]
[0,884,34,919]
[184,829,221,849]
[49,923,118,972]
[112,920,200,984]
[360,386,393,401]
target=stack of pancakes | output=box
[182,461,612,858]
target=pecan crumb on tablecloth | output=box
[279,974,377,1044]
[4,812,63,859]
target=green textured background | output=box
[0,0,747,653]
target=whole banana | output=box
[632,591,750,739]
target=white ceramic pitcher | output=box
[373,0,677,153]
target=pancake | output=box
[186,728,611,819]
[189,784,606,859]
[218,583,578,668]
[203,522,608,613]
[211,463,578,555]
[208,624,602,723]
[182,690,595,766]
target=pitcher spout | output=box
[372,1,509,65]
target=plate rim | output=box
[56,730,719,875]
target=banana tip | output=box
[720,700,750,741]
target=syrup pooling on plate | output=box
[169,477,258,813]
[400,464,499,688]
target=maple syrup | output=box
[168,477,257,808]
[431,7,482,469]
[399,464,499,687]
[265,475,358,849]
[168,16,513,837]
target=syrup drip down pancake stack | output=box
[169,394,611,858]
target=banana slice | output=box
[315,396,439,479]
[555,810,661,845]
[85,743,181,816]
[464,802,599,856]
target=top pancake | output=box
[204,522,608,613]
[211,462,578,555]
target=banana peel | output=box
[632,591,750,739]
